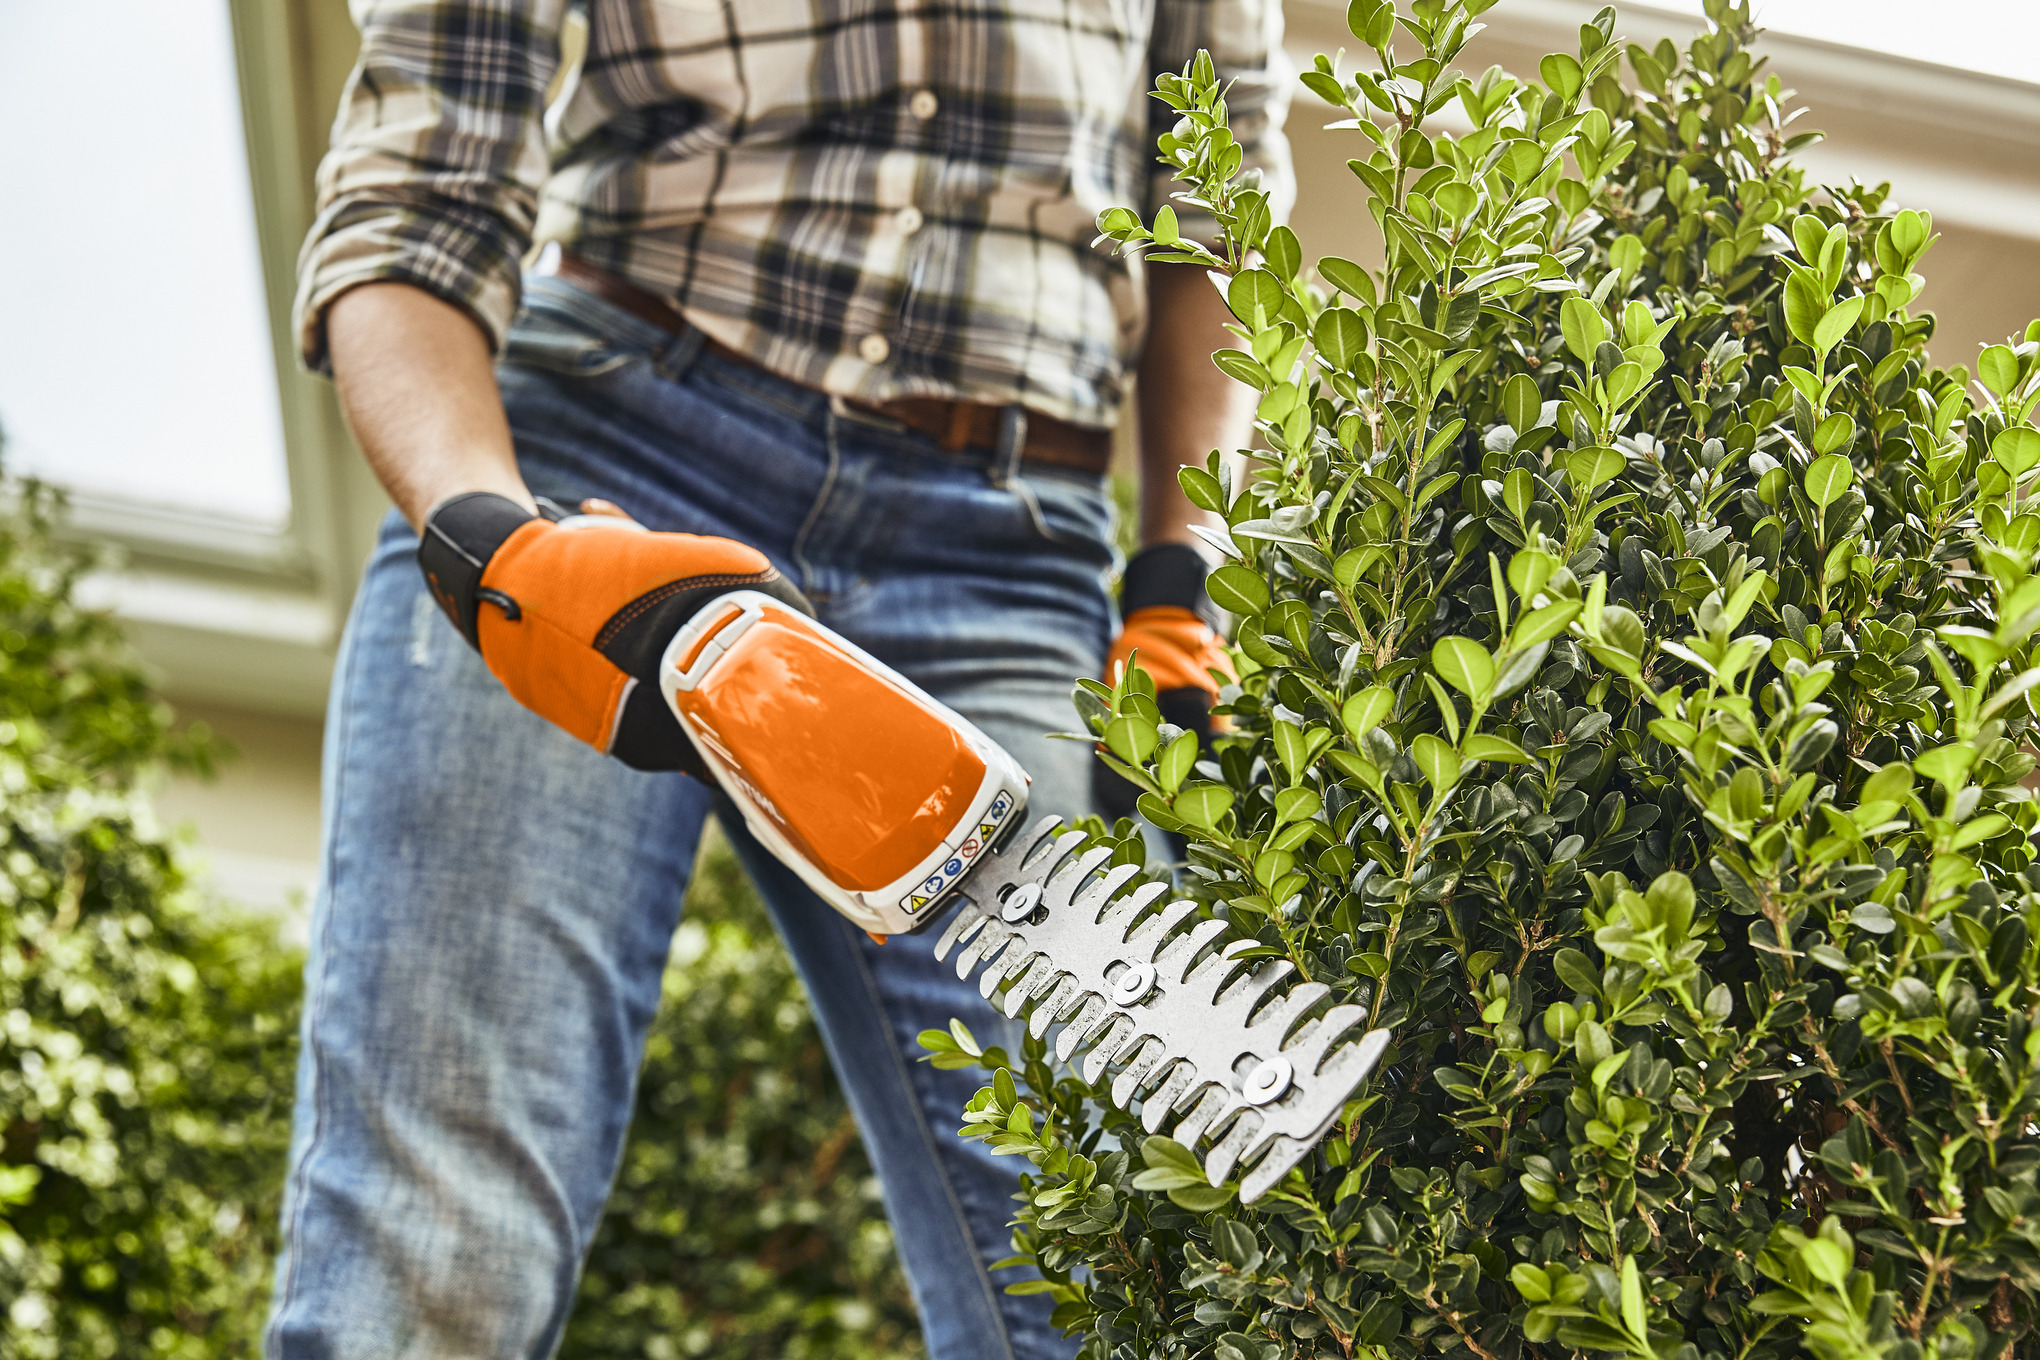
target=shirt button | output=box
[858,333,891,364]
[895,205,924,235]
[908,88,939,120]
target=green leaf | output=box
[1173,782,1234,829]
[1265,225,1302,281]
[1411,733,1462,791]
[1318,256,1376,304]
[1565,445,1625,491]
[1152,204,1180,245]
[1313,307,1369,369]
[1178,466,1225,513]
[1105,713,1159,767]
[1134,1136,1209,1190]
[1432,636,1495,698]
[1343,686,1394,737]
[1157,729,1199,794]
[1226,268,1285,327]
[1993,426,2040,478]
[1503,468,1537,519]
[1812,412,1856,455]
[1813,294,1865,358]
[1804,454,1853,509]
[1503,372,1542,435]
[1915,742,1977,790]
[1783,270,1826,347]
[1207,564,1271,615]
[1790,214,1827,265]
[1167,1182,1235,1212]
[1620,1255,1647,1339]
[1539,51,1583,103]
[1513,599,1583,648]
[1462,734,1533,764]
[1560,297,1610,365]
[1978,344,2019,398]
[1274,786,1323,824]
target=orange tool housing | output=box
[658,592,1031,935]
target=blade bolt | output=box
[999,882,1043,923]
[1243,1055,1292,1106]
[1109,961,1156,1006]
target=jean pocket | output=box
[502,303,640,379]
[1012,471,1117,565]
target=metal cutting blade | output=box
[934,815,1393,1204]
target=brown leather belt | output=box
[548,252,1113,475]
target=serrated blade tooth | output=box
[1099,880,1169,936]
[1074,862,1142,917]
[1285,1005,1369,1069]
[1001,954,1060,1016]
[1077,1014,1132,1082]
[1317,1027,1394,1090]
[1154,918,1231,983]
[977,939,1033,998]
[1046,846,1114,903]
[1108,1037,1166,1105]
[1204,1110,1262,1187]
[1130,900,1201,949]
[1055,994,1106,1063]
[1083,1001,1133,1054]
[1240,1135,1311,1204]
[1252,982,1332,1040]
[953,920,1012,977]
[1140,1061,1198,1132]
[1028,976,1082,1039]
[934,905,988,961]
[1171,1085,1234,1148]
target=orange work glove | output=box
[417,491,811,773]
[1094,543,1235,821]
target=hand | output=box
[417,492,812,772]
[1093,544,1234,821]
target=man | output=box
[269,2,1291,1357]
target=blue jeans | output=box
[266,275,1117,1359]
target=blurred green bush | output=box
[0,479,294,1359]
[0,473,922,1357]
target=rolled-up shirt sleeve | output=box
[293,0,565,372]
[1144,0,1295,246]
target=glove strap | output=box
[1122,542,1221,630]
[417,492,538,649]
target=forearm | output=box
[1135,262,1256,548]
[326,282,533,530]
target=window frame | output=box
[61,0,381,718]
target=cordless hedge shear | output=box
[658,590,1392,1202]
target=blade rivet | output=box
[1109,962,1156,1006]
[1000,882,1043,923]
[1243,1055,1292,1105]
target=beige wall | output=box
[162,0,2040,911]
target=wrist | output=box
[1121,542,1220,630]
[417,491,540,648]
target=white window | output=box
[0,0,291,529]
[1652,0,2038,86]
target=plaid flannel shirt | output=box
[295,0,1292,428]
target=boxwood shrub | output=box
[953,4,2040,1359]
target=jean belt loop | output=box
[655,323,708,383]
[989,405,1029,488]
